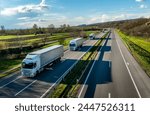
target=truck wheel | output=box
[55,58,61,63]
[58,57,61,62]
[34,72,37,77]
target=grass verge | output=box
[49,32,109,98]
[117,30,150,77]
[0,59,22,78]
[0,31,98,78]
[0,37,73,78]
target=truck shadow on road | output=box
[82,37,112,98]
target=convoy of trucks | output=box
[21,45,64,77]
[69,38,84,51]
[21,32,98,77]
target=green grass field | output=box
[0,59,22,72]
[0,31,96,50]
[0,31,98,78]
[85,31,99,36]
[0,34,36,40]
[117,30,150,77]
[0,33,70,40]
[125,36,150,52]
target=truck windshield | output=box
[22,62,34,69]
[69,43,75,47]
[89,36,93,38]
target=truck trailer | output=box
[89,33,95,40]
[69,38,84,51]
[21,45,64,77]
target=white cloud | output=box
[140,4,147,8]
[17,17,30,20]
[87,12,150,24]
[0,0,49,16]
[112,14,127,20]
[15,10,150,28]
[89,14,109,24]
[101,14,109,22]
[74,17,85,21]
[15,13,68,28]
[135,0,144,2]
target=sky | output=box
[0,0,150,29]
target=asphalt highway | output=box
[78,29,150,98]
[0,30,150,98]
[0,33,104,98]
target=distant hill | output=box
[90,18,150,38]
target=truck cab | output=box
[69,38,83,51]
[89,33,95,40]
[21,54,40,77]
[69,41,77,51]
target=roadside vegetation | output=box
[0,25,100,78]
[117,30,150,77]
[91,18,150,38]
[90,17,150,76]
[49,32,109,98]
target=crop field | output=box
[0,31,97,78]
[0,33,70,49]
[0,34,36,40]
[85,31,99,36]
[117,30,150,77]
[0,31,98,50]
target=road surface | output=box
[0,33,104,98]
[78,29,150,98]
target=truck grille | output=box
[22,70,31,77]
[70,47,75,51]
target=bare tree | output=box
[48,24,55,35]
[33,24,38,35]
[0,25,5,35]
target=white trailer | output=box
[69,38,84,51]
[89,33,95,40]
[21,45,64,77]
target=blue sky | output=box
[0,0,150,29]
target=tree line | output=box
[90,18,150,38]
[0,24,101,36]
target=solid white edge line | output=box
[0,49,70,89]
[0,76,21,88]
[109,61,111,68]
[40,39,99,98]
[14,80,37,96]
[78,41,105,98]
[108,93,111,98]
[116,35,142,98]
[40,82,57,98]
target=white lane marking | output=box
[40,83,56,98]
[78,41,105,98]
[0,50,70,89]
[127,62,130,66]
[0,76,22,88]
[109,61,111,68]
[45,68,53,70]
[108,93,111,98]
[116,38,142,98]
[64,49,69,54]
[14,80,37,96]
[40,39,99,98]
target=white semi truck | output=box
[89,33,95,40]
[69,38,84,51]
[21,45,64,77]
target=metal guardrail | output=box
[41,32,108,98]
